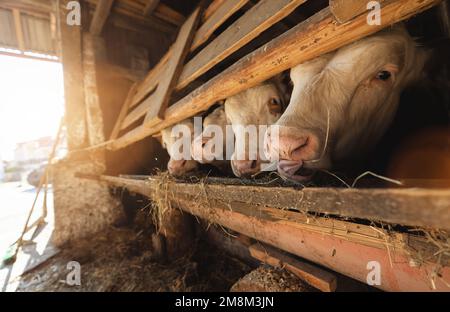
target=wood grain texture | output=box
[93,175,450,291]
[120,8,202,130]
[330,0,388,23]
[176,0,306,91]
[191,0,249,52]
[143,0,159,16]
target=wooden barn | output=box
[1,0,449,292]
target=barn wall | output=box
[52,0,173,245]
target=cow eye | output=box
[268,98,282,114]
[376,70,392,81]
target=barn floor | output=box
[13,225,253,292]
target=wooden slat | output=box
[108,0,441,150]
[12,9,25,50]
[93,175,450,292]
[191,0,250,52]
[249,244,337,292]
[120,7,202,130]
[154,3,185,26]
[85,0,175,33]
[129,47,172,108]
[90,0,114,35]
[143,0,159,16]
[330,0,388,23]
[176,0,306,91]
[132,178,450,230]
[109,83,138,140]
[203,0,226,22]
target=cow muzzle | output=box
[168,159,198,177]
[265,125,320,181]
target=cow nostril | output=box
[291,138,309,156]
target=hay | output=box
[17,225,251,292]
[148,170,174,233]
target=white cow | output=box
[161,119,199,177]
[265,25,428,181]
[191,105,232,172]
[225,79,289,177]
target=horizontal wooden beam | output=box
[0,0,52,14]
[154,3,185,26]
[330,0,388,24]
[203,0,226,22]
[109,0,441,150]
[190,0,250,52]
[93,175,450,291]
[177,0,306,91]
[105,175,450,230]
[249,243,337,292]
[143,0,159,16]
[90,0,114,35]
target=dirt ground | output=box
[15,224,254,292]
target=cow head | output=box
[225,82,287,177]
[161,119,198,177]
[265,25,428,181]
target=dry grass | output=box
[17,225,251,292]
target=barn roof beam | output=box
[89,0,114,35]
[143,0,159,16]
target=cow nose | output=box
[232,159,260,177]
[168,159,187,175]
[266,126,318,161]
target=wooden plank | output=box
[129,47,172,109]
[120,7,202,129]
[59,0,87,150]
[330,0,388,24]
[154,3,185,26]
[176,0,307,91]
[203,0,226,22]
[108,0,441,150]
[156,179,450,230]
[249,243,337,292]
[94,175,450,292]
[90,0,114,35]
[84,0,175,33]
[83,34,106,146]
[143,0,159,16]
[109,83,138,140]
[12,9,25,51]
[191,0,250,52]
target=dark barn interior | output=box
[0,0,449,293]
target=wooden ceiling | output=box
[0,0,197,35]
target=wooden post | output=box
[82,33,107,146]
[58,0,88,150]
[159,208,195,261]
